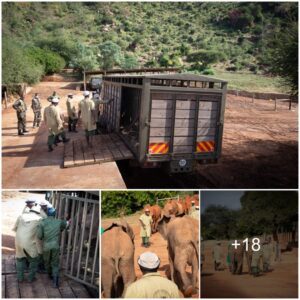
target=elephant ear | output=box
[120,218,135,243]
[157,214,171,240]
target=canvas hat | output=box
[83,91,90,96]
[52,97,59,103]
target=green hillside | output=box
[2,2,298,93]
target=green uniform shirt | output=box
[37,216,67,251]
[124,272,180,298]
[139,213,152,238]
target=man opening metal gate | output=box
[49,191,99,290]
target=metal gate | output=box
[50,191,99,290]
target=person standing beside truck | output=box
[13,96,29,136]
[78,91,97,146]
[43,97,69,152]
[31,93,42,128]
[66,93,79,133]
[37,208,69,288]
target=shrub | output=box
[202,68,215,75]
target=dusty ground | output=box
[201,240,298,298]
[101,214,199,298]
[2,78,298,189]
[2,191,46,255]
[2,81,126,189]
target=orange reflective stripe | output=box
[149,143,169,154]
[196,141,215,153]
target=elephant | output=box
[228,241,252,275]
[184,195,199,214]
[163,200,179,217]
[146,204,162,233]
[101,220,136,298]
[157,214,199,297]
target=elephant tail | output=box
[113,257,121,284]
[190,240,199,265]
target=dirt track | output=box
[102,215,199,298]
[2,78,298,189]
[201,240,298,298]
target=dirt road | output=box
[2,81,126,189]
[102,215,199,298]
[201,240,298,298]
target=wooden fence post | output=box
[252,93,254,103]
[4,91,8,109]
[274,98,277,111]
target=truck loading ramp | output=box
[64,133,134,168]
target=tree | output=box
[71,43,98,90]
[2,39,44,86]
[238,191,298,238]
[269,19,298,96]
[26,47,65,74]
[98,41,123,71]
[120,53,139,69]
[201,205,239,240]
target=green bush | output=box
[202,68,215,75]
[121,53,139,69]
[26,47,65,74]
[187,49,225,68]
[3,39,44,85]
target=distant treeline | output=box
[201,191,298,240]
[2,2,298,95]
[101,191,196,217]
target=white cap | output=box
[52,97,59,103]
[138,252,160,269]
[40,200,48,206]
[83,91,90,97]
[94,93,100,99]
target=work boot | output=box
[63,137,70,143]
[48,145,54,152]
[18,131,24,136]
[23,129,29,133]
[53,276,59,288]
[263,263,268,272]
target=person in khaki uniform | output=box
[212,241,222,271]
[190,205,200,219]
[92,93,101,134]
[78,91,96,146]
[31,93,42,128]
[262,237,273,272]
[124,252,180,298]
[13,206,42,282]
[13,96,29,136]
[139,207,153,247]
[66,93,79,132]
[43,97,69,152]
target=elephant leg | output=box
[119,258,136,298]
[174,253,192,296]
[191,253,198,291]
[237,260,243,274]
[101,261,114,298]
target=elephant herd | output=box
[101,195,199,298]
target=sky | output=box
[201,191,245,213]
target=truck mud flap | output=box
[63,133,134,168]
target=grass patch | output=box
[212,69,288,94]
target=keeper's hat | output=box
[138,252,160,269]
